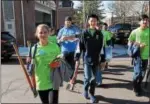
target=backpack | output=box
[26,43,37,76]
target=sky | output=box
[72,1,113,20]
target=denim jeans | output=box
[133,58,148,92]
[96,68,102,85]
[84,64,98,96]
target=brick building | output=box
[55,0,75,29]
[1,0,56,46]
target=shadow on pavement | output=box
[97,81,150,98]
[97,82,133,90]
[106,67,133,73]
[96,95,150,104]
[78,68,125,75]
[102,70,124,75]
[109,65,132,69]
[113,55,128,58]
[75,79,84,85]
[103,77,131,83]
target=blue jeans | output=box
[84,64,98,96]
[96,69,102,85]
[133,58,148,92]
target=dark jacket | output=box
[75,29,104,66]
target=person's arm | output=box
[74,31,85,61]
[57,28,68,43]
[66,26,82,41]
[74,26,82,38]
[106,32,113,46]
[57,28,63,43]
[128,30,136,46]
[100,36,106,63]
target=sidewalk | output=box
[1,54,149,103]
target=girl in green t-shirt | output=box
[26,24,60,103]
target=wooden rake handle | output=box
[13,43,37,97]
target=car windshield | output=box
[114,24,131,30]
[1,33,14,41]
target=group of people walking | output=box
[26,14,149,103]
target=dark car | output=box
[1,32,16,60]
[108,23,132,44]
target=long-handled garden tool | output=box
[13,43,37,97]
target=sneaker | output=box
[89,95,97,103]
[83,91,89,99]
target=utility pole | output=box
[111,12,114,25]
[21,0,26,46]
[82,0,85,28]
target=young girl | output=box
[26,24,60,103]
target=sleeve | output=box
[74,26,82,38]
[74,30,85,61]
[106,32,112,46]
[57,28,63,40]
[128,30,136,42]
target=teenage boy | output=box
[128,14,149,96]
[102,23,113,70]
[57,16,81,87]
[75,14,104,103]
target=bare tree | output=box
[108,1,149,16]
[107,1,149,24]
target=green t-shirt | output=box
[48,35,57,43]
[128,27,149,59]
[89,28,95,36]
[32,42,60,90]
[102,30,112,46]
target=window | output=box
[8,24,12,29]
[3,1,14,20]
[59,1,62,7]
[62,1,72,7]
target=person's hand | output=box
[59,36,68,42]
[26,57,31,63]
[95,26,100,30]
[67,36,76,41]
[57,54,63,59]
[100,62,106,70]
[49,61,60,69]
[140,43,146,48]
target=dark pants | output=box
[63,51,75,79]
[38,89,59,104]
[133,59,148,93]
[84,64,98,96]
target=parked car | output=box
[108,23,132,44]
[131,24,140,30]
[1,32,16,60]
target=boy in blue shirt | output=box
[57,16,81,85]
